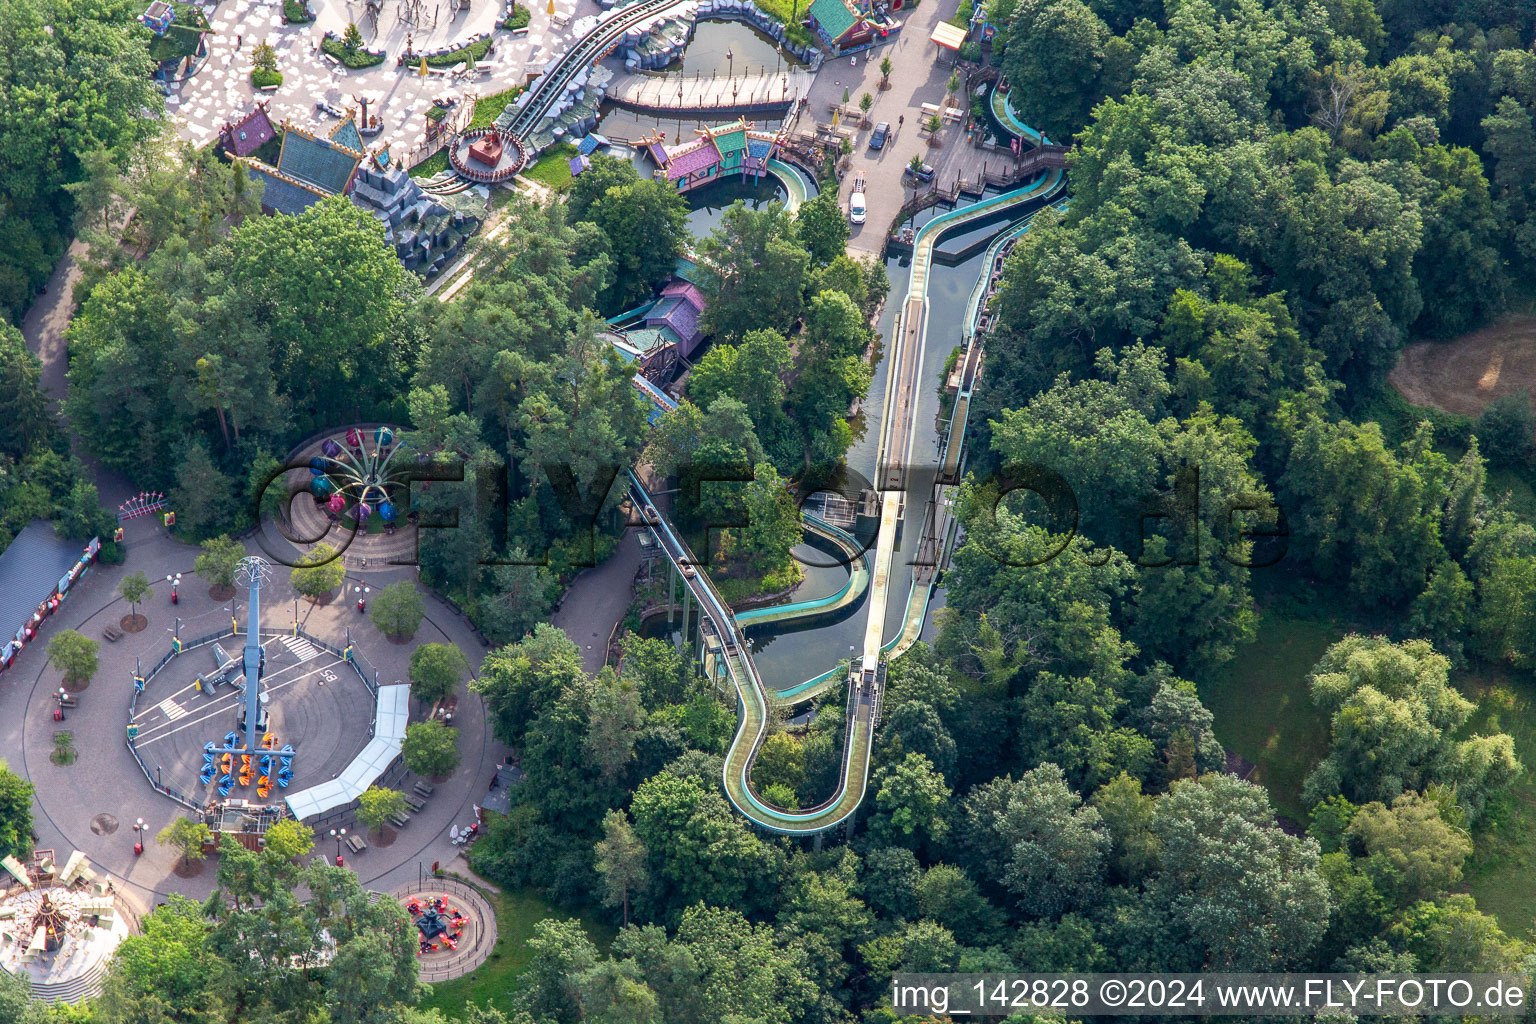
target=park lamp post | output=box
[330,827,347,865]
[354,584,370,614]
[133,818,146,856]
[165,573,181,604]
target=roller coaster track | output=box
[507,0,696,147]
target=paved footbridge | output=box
[504,0,698,156]
[606,66,814,118]
[624,170,1068,834]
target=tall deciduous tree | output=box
[157,817,213,865]
[1302,635,1521,819]
[795,189,849,267]
[195,535,246,592]
[589,179,688,312]
[0,324,54,460]
[1152,774,1330,970]
[356,786,408,835]
[402,721,460,778]
[0,763,35,861]
[370,580,425,639]
[698,203,809,343]
[594,809,648,925]
[1001,0,1111,141]
[409,642,469,705]
[46,629,98,687]
[290,543,345,600]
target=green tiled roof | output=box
[277,131,361,195]
[712,120,748,155]
[809,0,859,41]
[330,117,364,154]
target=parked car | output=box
[869,121,890,150]
[904,161,935,182]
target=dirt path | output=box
[1390,315,1536,419]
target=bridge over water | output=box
[606,66,813,117]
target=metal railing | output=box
[125,625,382,811]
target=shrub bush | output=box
[504,6,530,29]
[251,68,283,88]
[321,35,385,68]
[282,0,312,22]
[425,35,492,67]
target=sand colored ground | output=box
[1390,314,1536,418]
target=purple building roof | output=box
[660,279,704,305]
[664,140,722,180]
[223,103,276,158]
[646,141,670,166]
[647,279,706,356]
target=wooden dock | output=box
[606,66,813,118]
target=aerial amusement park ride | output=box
[199,557,298,803]
[306,426,410,533]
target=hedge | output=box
[425,35,492,67]
[322,36,386,68]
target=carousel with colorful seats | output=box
[278,424,422,570]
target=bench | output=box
[405,798,424,813]
[345,834,367,854]
[388,812,411,828]
[57,694,77,708]
[412,781,434,797]
[101,625,122,642]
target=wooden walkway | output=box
[606,66,813,117]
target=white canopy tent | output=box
[284,685,410,821]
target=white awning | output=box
[284,685,410,821]
[930,22,967,50]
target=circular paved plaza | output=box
[0,515,502,909]
[129,630,375,806]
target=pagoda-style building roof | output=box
[650,119,781,184]
[240,113,366,216]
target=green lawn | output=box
[1458,666,1536,937]
[1200,570,1536,938]
[1197,609,1339,824]
[418,884,616,1017]
[521,144,580,191]
[470,86,524,130]
[410,149,450,179]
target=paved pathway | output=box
[552,528,641,675]
[805,0,1015,258]
[166,0,600,155]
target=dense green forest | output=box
[8,0,1536,1021]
